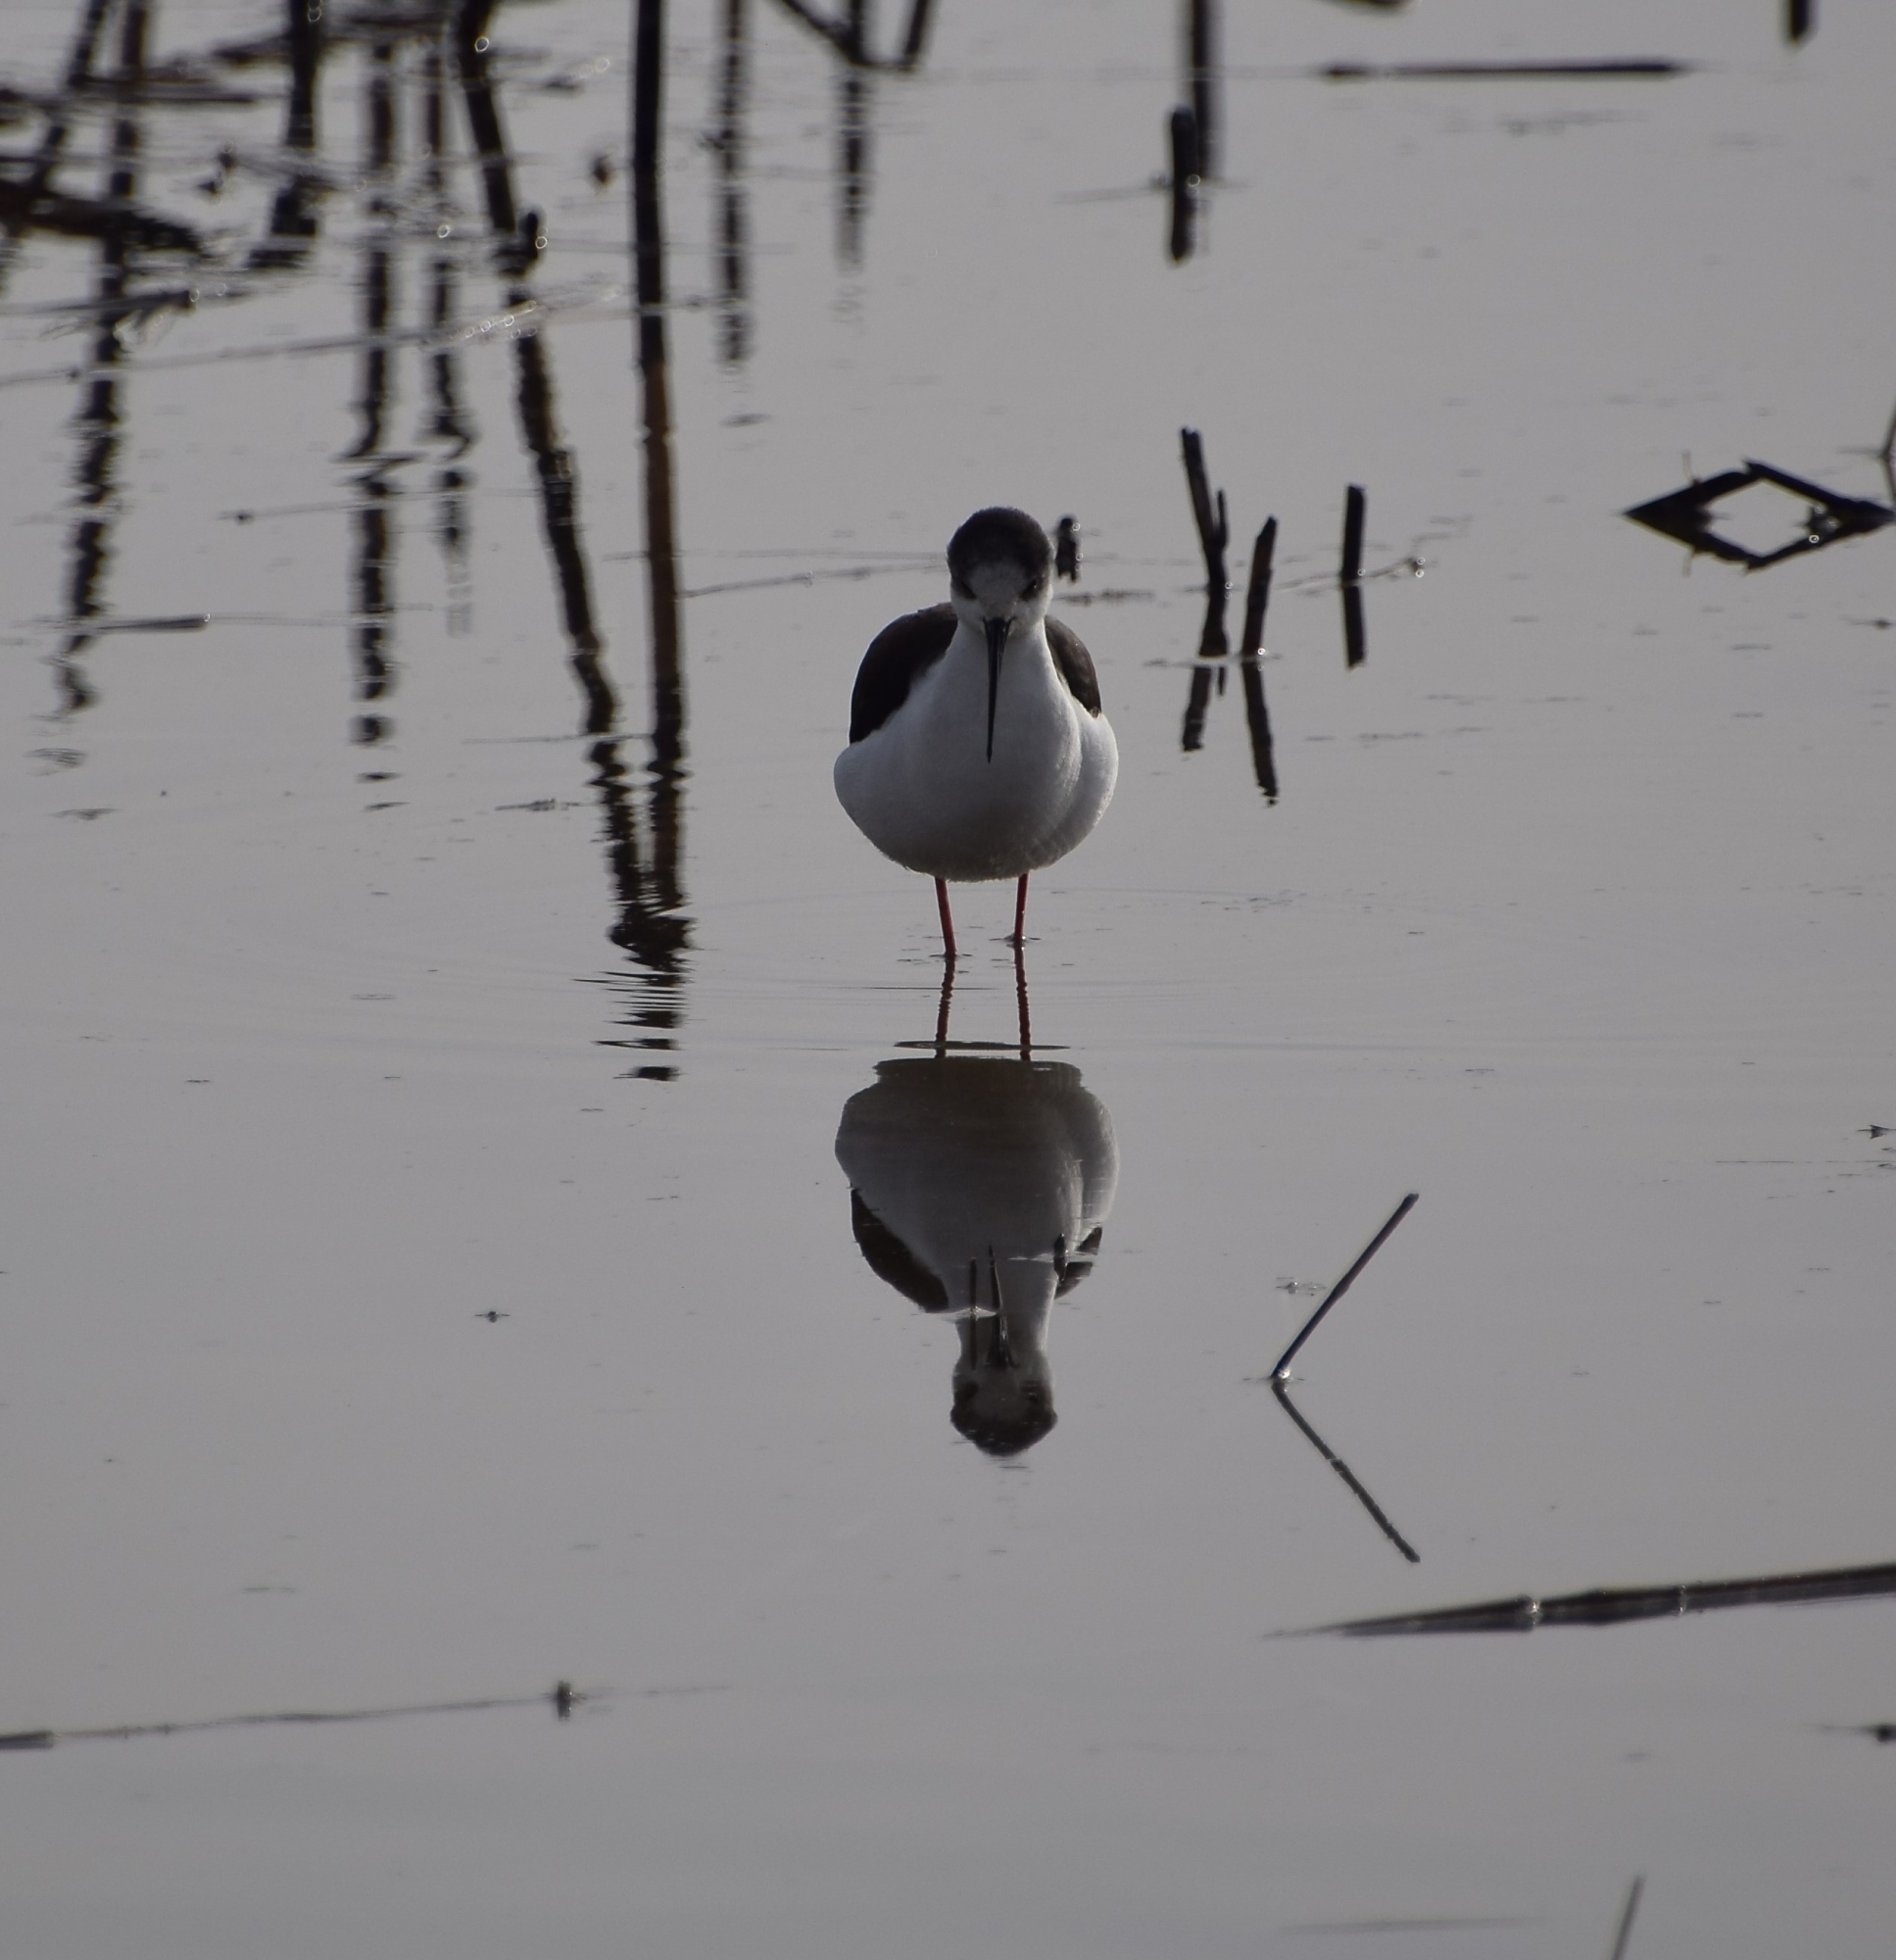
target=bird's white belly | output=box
[835,635,1116,882]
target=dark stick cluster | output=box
[1181,429,1413,803]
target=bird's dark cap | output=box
[948,507,1052,586]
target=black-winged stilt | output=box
[834,507,1118,959]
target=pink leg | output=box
[934,877,957,962]
[1009,873,1030,948]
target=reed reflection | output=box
[836,1033,1117,1459]
[253,0,325,266]
[13,0,688,1057]
[345,37,399,746]
[707,0,751,365]
[451,0,691,1070]
[760,0,937,287]
[418,41,473,634]
[1164,0,1218,262]
[48,0,155,719]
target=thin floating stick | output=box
[1608,1876,1645,1960]
[0,1683,587,1751]
[1307,1556,1896,1639]
[1239,514,1276,658]
[1272,1192,1417,1379]
[1322,59,1690,81]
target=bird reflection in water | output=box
[835,1020,1117,1458]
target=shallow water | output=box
[3,0,1894,1951]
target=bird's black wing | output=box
[847,604,957,742]
[1045,616,1102,716]
[849,1190,950,1310]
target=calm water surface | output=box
[3,0,1894,1952]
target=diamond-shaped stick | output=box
[1625,459,1892,570]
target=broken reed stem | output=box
[1339,483,1365,583]
[1239,514,1276,658]
[1180,427,1227,592]
[1168,103,1199,184]
[1271,1192,1418,1380]
[1167,107,1198,262]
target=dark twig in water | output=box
[1271,1379,1419,1562]
[1239,515,1276,658]
[1339,484,1365,584]
[1271,1192,1418,1380]
[1608,1877,1645,1960]
[1167,105,1198,263]
[1180,428,1229,653]
[0,1684,590,1751]
[1322,59,1691,81]
[1302,1556,1896,1639]
[1339,485,1367,668]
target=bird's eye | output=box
[950,578,973,601]
[1021,580,1044,601]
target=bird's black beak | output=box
[984,616,1009,762]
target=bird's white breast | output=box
[834,621,1117,882]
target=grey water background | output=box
[3,0,1894,1951]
